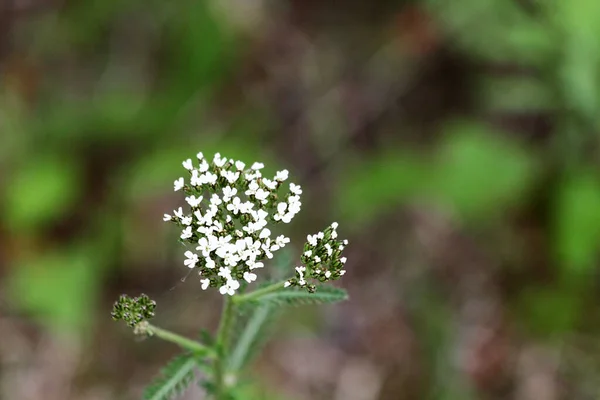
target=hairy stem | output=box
[146,324,214,357]
[214,296,235,399]
[232,280,289,305]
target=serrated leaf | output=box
[250,286,349,307]
[143,353,198,400]
[227,303,280,371]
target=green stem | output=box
[147,324,214,357]
[232,280,289,305]
[214,296,235,399]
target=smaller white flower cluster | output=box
[284,222,348,293]
[163,152,302,295]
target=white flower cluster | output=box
[285,222,348,293]
[163,152,301,295]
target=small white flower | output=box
[219,279,240,296]
[219,285,228,295]
[190,170,201,186]
[210,194,223,206]
[275,235,289,247]
[245,180,259,196]
[343,239,349,245]
[183,159,194,170]
[181,227,193,239]
[174,207,184,219]
[185,195,202,207]
[222,186,237,201]
[340,257,347,264]
[227,197,242,214]
[199,160,209,172]
[331,222,339,229]
[174,178,185,191]
[314,255,321,263]
[255,188,270,204]
[221,170,240,184]
[290,183,302,195]
[235,160,245,171]
[214,153,227,167]
[307,234,318,247]
[181,216,192,226]
[325,271,331,278]
[201,278,210,290]
[251,162,264,170]
[340,270,346,276]
[197,152,204,160]
[331,230,338,239]
[284,281,291,288]
[163,214,172,221]
[203,172,218,185]
[197,235,219,257]
[243,271,257,283]
[275,169,289,182]
[304,250,312,257]
[184,251,199,268]
[317,232,324,240]
[218,266,232,279]
[263,179,277,190]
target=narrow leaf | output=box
[250,286,348,307]
[143,353,197,400]
[228,303,279,371]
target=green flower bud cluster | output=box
[285,222,348,292]
[111,294,157,328]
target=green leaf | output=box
[5,155,80,232]
[428,122,537,220]
[337,148,428,228]
[143,353,198,400]
[478,76,556,112]
[6,248,99,335]
[518,284,583,338]
[250,286,349,307]
[553,171,600,274]
[228,303,279,371]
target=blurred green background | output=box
[2,0,600,399]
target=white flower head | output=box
[164,152,308,295]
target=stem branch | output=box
[214,296,235,399]
[146,324,214,357]
[232,280,289,305]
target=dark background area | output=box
[2,0,600,399]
